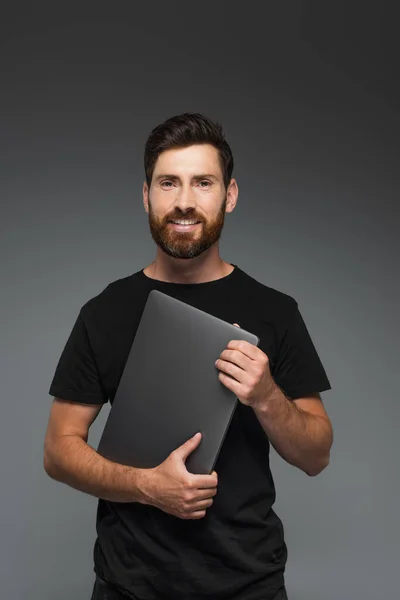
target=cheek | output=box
[148,199,170,220]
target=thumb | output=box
[233,323,241,327]
[175,432,202,461]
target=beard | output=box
[147,195,227,259]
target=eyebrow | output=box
[154,173,219,182]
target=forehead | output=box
[153,144,222,178]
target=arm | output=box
[252,389,333,476]
[43,398,149,503]
[44,398,219,519]
[217,316,333,477]
[45,311,218,516]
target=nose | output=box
[174,183,197,213]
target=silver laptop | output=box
[97,289,259,475]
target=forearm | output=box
[44,435,150,503]
[253,383,333,476]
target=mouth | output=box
[168,221,202,232]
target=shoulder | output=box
[79,271,144,324]
[236,267,298,322]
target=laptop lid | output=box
[97,289,259,475]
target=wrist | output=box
[252,381,277,412]
[135,466,156,505]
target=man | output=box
[44,112,333,600]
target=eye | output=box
[161,180,174,188]
[199,180,211,188]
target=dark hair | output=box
[144,113,234,189]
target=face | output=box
[143,144,237,259]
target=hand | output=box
[215,323,275,408]
[141,433,218,520]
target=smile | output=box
[168,221,202,231]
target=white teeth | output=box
[172,220,198,225]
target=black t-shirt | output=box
[49,264,331,600]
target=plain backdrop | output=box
[1,2,399,599]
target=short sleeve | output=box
[272,301,332,400]
[48,309,108,405]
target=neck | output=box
[144,248,233,284]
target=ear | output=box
[143,181,149,213]
[225,178,239,214]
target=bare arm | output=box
[43,398,218,519]
[253,388,333,476]
[43,398,149,503]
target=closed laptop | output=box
[97,289,259,475]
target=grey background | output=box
[1,2,399,599]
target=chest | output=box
[94,300,279,403]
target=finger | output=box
[193,488,217,502]
[217,349,249,371]
[175,432,202,460]
[218,370,241,395]
[191,473,218,489]
[226,338,260,359]
[186,510,207,520]
[190,498,214,511]
[216,358,246,383]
